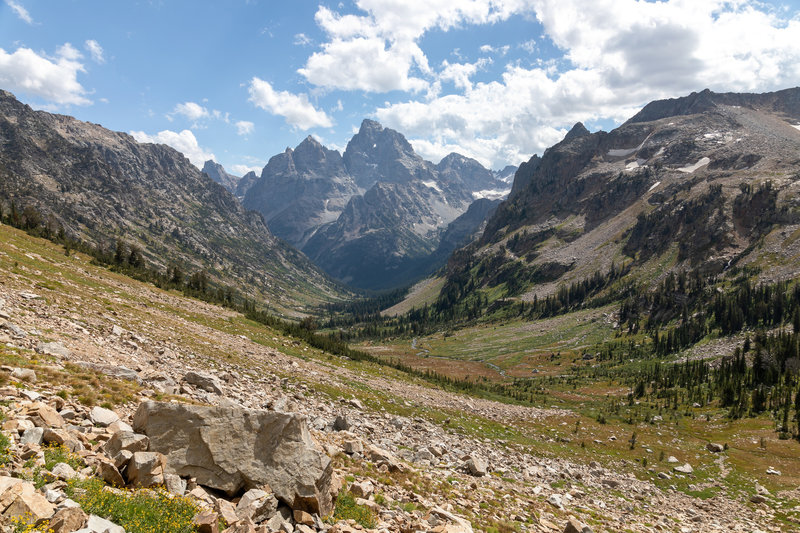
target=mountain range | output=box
[430,87,800,313]
[0,90,345,314]
[238,119,511,290]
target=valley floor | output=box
[0,223,796,532]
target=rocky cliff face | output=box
[342,119,437,190]
[451,87,800,302]
[243,136,358,248]
[201,160,240,195]
[235,170,258,199]
[245,120,506,290]
[0,90,344,312]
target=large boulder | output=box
[132,401,333,515]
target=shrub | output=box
[333,489,376,529]
[70,478,199,533]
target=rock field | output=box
[0,256,790,532]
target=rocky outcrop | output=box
[132,401,334,515]
[202,160,240,195]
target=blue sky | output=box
[2,1,799,175]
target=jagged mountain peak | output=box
[358,118,384,134]
[201,160,240,195]
[564,122,591,142]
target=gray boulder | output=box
[132,401,333,515]
[183,371,223,394]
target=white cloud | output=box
[438,58,491,91]
[0,44,90,105]
[129,129,215,169]
[235,120,254,136]
[170,101,209,121]
[294,33,312,46]
[248,77,333,130]
[299,1,535,93]
[369,0,800,168]
[6,0,33,24]
[479,44,510,55]
[84,40,105,64]
[231,164,263,176]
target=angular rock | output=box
[365,444,403,472]
[90,406,120,427]
[343,440,362,454]
[465,454,487,477]
[183,371,223,394]
[50,506,88,533]
[75,362,139,383]
[349,480,374,498]
[547,493,564,509]
[140,372,178,395]
[126,451,166,487]
[2,486,55,524]
[95,458,125,487]
[164,473,187,496]
[107,420,134,434]
[36,341,71,359]
[51,462,78,480]
[102,431,149,467]
[564,517,593,533]
[42,428,84,452]
[333,415,350,431]
[264,506,292,533]
[223,518,256,533]
[429,506,474,533]
[193,511,220,533]
[3,418,34,433]
[133,401,334,515]
[235,488,278,523]
[293,509,314,526]
[27,402,65,428]
[10,367,36,382]
[20,427,44,445]
[674,463,694,474]
[214,499,239,528]
[85,514,126,533]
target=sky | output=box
[1,0,800,176]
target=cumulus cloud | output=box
[299,1,535,92]
[439,58,491,91]
[84,40,105,64]
[6,0,33,24]
[170,101,209,122]
[0,44,90,106]
[367,0,800,168]
[235,120,254,136]
[129,129,215,169]
[248,77,332,130]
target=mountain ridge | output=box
[0,89,346,314]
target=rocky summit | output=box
[244,120,509,290]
